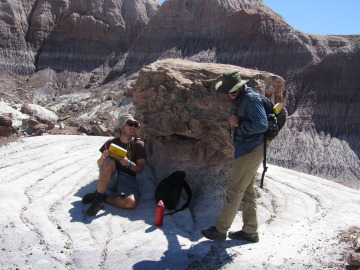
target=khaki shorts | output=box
[103,168,140,199]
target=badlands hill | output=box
[0,0,359,188]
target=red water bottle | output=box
[155,200,165,226]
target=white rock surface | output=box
[0,135,359,269]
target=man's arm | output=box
[129,158,146,174]
[241,95,268,135]
[116,157,146,174]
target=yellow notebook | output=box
[108,143,127,158]
[273,103,282,115]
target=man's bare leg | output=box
[85,159,116,216]
[97,159,116,193]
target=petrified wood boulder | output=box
[133,59,287,186]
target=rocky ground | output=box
[0,67,137,141]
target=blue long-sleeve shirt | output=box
[231,87,268,159]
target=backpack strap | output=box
[165,179,192,216]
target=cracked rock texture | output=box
[133,59,287,185]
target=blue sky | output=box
[157,0,359,35]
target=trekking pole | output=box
[260,138,267,189]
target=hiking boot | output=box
[82,191,97,204]
[200,226,226,241]
[85,199,104,216]
[228,230,259,243]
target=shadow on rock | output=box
[133,237,252,270]
[69,179,110,224]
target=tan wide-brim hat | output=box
[215,70,248,93]
[114,113,140,137]
[115,114,139,129]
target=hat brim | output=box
[127,117,139,124]
[116,114,140,129]
[126,117,140,127]
[215,80,248,94]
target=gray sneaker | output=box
[85,199,104,216]
[200,226,226,241]
[228,230,259,243]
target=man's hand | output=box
[102,150,111,159]
[97,150,111,168]
[229,115,240,127]
[117,156,131,167]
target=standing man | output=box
[200,70,268,242]
[83,113,147,216]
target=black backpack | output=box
[155,171,192,215]
[233,88,287,188]
[260,95,287,141]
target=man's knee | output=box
[123,195,137,209]
[102,159,116,172]
[125,199,137,209]
[226,186,245,204]
[106,196,137,209]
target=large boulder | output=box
[0,114,14,136]
[133,59,287,187]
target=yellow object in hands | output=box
[108,143,127,158]
[273,103,282,115]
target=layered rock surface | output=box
[109,0,355,82]
[0,0,35,74]
[0,0,161,74]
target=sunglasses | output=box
[126,122,139,128]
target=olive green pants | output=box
[214,143,264,234]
